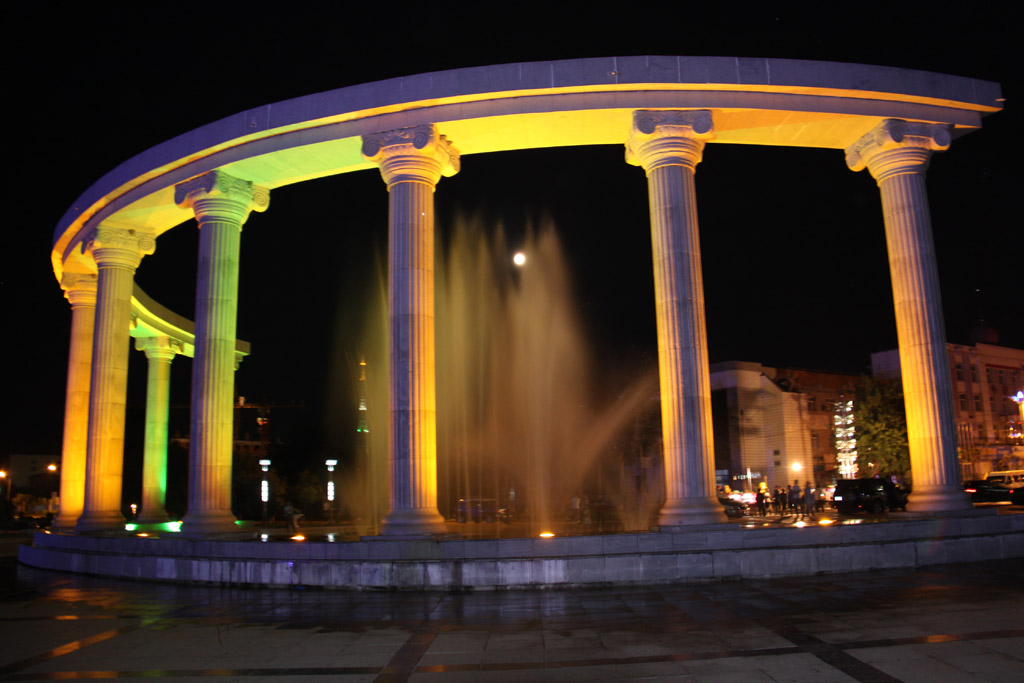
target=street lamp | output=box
[325,459,337,524]
[259,459,271,526]
[0,470,8,501]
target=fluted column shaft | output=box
[175,171,269,535]
[136,337,179,524]
[627,110,726,526]
[77,227,155,532]
[363,125,459,535]
[847,119,971,513]
[52,274,97,530]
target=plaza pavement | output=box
[0,535,1021,683]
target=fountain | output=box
[337,213,660,538]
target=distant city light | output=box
[513,252,526,266]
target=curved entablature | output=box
[130,285,250,361]
[52,56,1002,282]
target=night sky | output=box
[5,7,1020,470]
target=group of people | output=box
[754,480,827,518]
[568,492,616,528]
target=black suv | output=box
[833,479,908,514]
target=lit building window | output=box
[955,364,964,381]
[834,396,857,479]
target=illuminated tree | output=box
[854,376,911,482]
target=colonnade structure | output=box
[50,57,1000,535]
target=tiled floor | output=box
[0,556,1020,682]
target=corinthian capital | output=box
[362,125,460,188]
[175,170,270,225]
[86,223,157,271]
[60,272,98,308]
[626,110,714,173]
[846,119,952,181]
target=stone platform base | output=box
[18,513,1024,590]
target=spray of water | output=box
[339,213,659,537]
[436,214,658,535]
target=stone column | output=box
[175,171,269,535]
[626,110,726,526]
[76,226,155,532]
[362,125,459,535]
[135,336,181,524]
[52,273,97,530]
[847,119,971,513]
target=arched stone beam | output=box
[51,56,1001,280]
[130,285,251,363]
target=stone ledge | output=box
[19,513,1023,591]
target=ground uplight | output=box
[539,531,555,538]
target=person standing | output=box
[803,482,816,520]
[755,485,768,517]
[789,481,802,515]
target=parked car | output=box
[832,479,908,514]
[984,470,1024,489]
[963,479,1013,503]
[455,498,509,523]
[719,496,750,518]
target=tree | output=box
[854,376,911,483]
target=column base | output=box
[380,507,446,536]
[658,496,729,526]
[179,509,238,537]
[907,485,974,513]
[136,510,170,525]
[75,510,126,533]
[51,512,82,531]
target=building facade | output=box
[709,362,861,491]
[872,342,1024,477]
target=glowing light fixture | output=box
[291,534,306,541]
[791,463,802,471]
[163,521,182,532]
[818,519,835,525]
[125,523,138,531]
[513,252,526,266]
[325,459,338,522]
[539,531,555,538]
[47,464,57,472]
[259,459,271,525]
[136,533,149,537]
